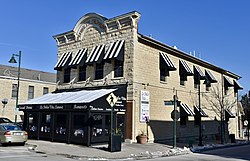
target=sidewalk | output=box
[26,140,190,160]
[25,139,249,160]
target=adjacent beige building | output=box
[0,65,56,121]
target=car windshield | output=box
[2,125,21,131]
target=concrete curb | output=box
[191,142,250,153]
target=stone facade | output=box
[0,65,56,121]
[53,11,243,143]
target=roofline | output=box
[138,33,241,80]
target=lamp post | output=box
[9,51,21,123]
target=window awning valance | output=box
[224,76,234,87]
[179,60,193,76]
[54,52,72,70]
[180,103,195,116]
[194,105,208,117]
[234,80,243,90]
[160,52,176,71]
[104,40,125,61]
[194,65,205,79]
[86,44,105,64]
[225,108,235,118]
[205,70,217,83]
[68,48,88,67]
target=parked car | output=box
[0,123,28,146]
[0,117,13,124]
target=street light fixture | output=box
[8,51,21,123]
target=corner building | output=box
[20,11,243,145]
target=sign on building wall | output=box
[140,90,150,122]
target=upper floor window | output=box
[160,69,169,82]
[79,65,87,81]
[179,60,193,86]
[114,60,123,78]
[193,66,205,89]
[43,87,49,95]
[28,86,34,100]
[64,68,71,83]
[159,53,176,82]
[11,84,18,98]
[95,62,104,80]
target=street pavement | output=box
[23,139,250,160]
[26,140,191,160]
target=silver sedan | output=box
[0,123,28,146]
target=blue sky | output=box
[0,0,249,94]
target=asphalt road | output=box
[147,144,250,161]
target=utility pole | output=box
[198,78,203,146]
[173,94,177,148]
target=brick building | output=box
[0,65,56,122]
[20,11,243,145]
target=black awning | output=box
[194,105,208,117]
[180,103,195,116]
[86,44,105,64]
[205,70,217,83]
[225,108,235,118]
[68,48,87,67]
[224,76,234,87]
[179,60,193,76]
[194,66,205,78]
[54,52,72,70]
[234,80,243,91]
[103,40,125,61]
[160,52,176,71]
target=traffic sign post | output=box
[106,93,120,152]
[173,95,178,148]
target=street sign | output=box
[164,101,174,106]
[106,93,118,107]
[171,110,180,120]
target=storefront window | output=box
[28,113,38,132]
[92,114,103,137]
[105,115,111,136]
[40,113,51,133]
[73,115,85,137]
[55,114,67,135]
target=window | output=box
[194,116,201,126]
[180,116,187,126]
[159,53,176,82]
[64,68,71,83]
[11,84,18,98]
[95,62,104,80]
[114,60,123,77]
[28,86,34,100]
[160,68,170,82]
[180,75,186,86]
[79,65,87,81]
[43,87,49,95]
